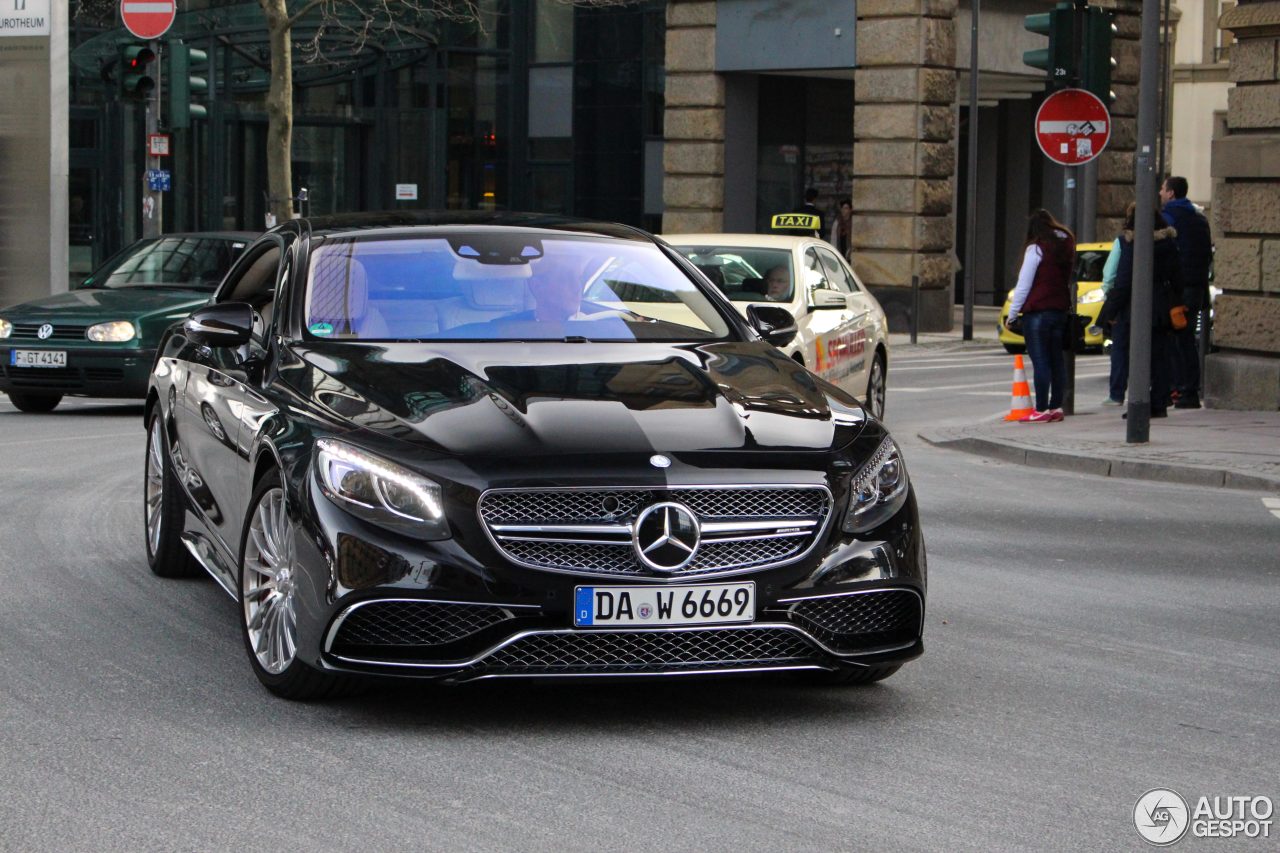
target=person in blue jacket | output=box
[1099,202,1184,419]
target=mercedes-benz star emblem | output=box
[37,324,54,340]
[633,502,700,572]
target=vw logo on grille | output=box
[37,324,54,340]
[633,502,700,572]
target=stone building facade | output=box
[1207,0,1280,409]
[660,0,1146,331]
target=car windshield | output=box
[1076,248,1109,282]
[670,246,794,303]
[81,236,246,290]
[302,232,734,342]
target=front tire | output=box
[7,391,62,412]
[144,413,200,578]
[239,470,350,700]
[864,352,887,419]
[1002,343,1026,355]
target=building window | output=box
[535,0,574,62]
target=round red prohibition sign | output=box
[120,0,176,40]
[1035,88,1112,167]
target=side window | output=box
[816,248,855,294]
[218,242,283,340]
[803,247,828,291]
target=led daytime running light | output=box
[315,438,448,539]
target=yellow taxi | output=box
[998,242,1111,354]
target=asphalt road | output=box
[1,350,1276,852]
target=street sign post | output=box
[1035,88,1111,167]
[146,169,171,192]
[120,0,175,40]
[147,133,170,157]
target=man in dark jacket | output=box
[1160,176,1213,408]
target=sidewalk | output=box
[899,307,1280,493]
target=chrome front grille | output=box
[478,626,823,674]
[777,590,921,651]
[479,485,832,579]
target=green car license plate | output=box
[11,350,67,368]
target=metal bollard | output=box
[910,275,919,345]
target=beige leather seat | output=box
[436,279,531,333]
[307,256,388,338]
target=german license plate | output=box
[574,582,755,627]
[10,350,66,368]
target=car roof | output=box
[151,231,260,241]
[659,233,815,250]
[293,211,654,243]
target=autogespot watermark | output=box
[1134,788,1274,846]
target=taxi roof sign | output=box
[771,213,820,231]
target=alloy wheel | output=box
[144,418,165,556]
[242,487,299,675]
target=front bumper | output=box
[291,480,926,684]
[0,346,155,398]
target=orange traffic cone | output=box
[1003,354,1034,421]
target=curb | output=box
[919,430,1280,493]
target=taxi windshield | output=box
[1076,247,1110,282]
[302,232,733,343]
[82,237,245,290]
[670,246,794,303]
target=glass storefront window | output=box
[528,66,572,138]
[535,0,574,62]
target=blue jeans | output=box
[1023,310,1067,411]
[1108,318,1129,402]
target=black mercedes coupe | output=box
[142,212,926,699]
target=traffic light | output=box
[119,43,156,98]
[168,41,208,128]
[1023,2,1077,88]
[1081,7,1117,103]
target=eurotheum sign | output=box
[0,0,51,37]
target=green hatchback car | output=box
[0,232,253,412]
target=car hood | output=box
[286,340,868,458]
[1,288,209,320]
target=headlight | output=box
[842,436,910,534]
[0,318,10,339]
[315,438,450,540]
[1079,288,1105,304]
[86,320,136,342]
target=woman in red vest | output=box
[1006,209,1076,423]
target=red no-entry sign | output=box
[120,0,176,40]
[1035,88,1111,167]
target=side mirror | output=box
[746,304,798,348]
[810,289,847,310]
[185,302,254,347]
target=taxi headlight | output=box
[315,438,450,540]
[842,436,910,534]
[0,318,10,339]
[1079,288,1105,304]
[86,321,136,342]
